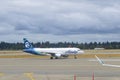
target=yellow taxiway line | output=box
[24,73,35,80]
[0,73,4,77]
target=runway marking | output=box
[89,59,120,61]
[24,73,35,80]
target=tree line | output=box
[0,41,120,50]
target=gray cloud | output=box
[0,0,120,42]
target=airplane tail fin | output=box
[95,55,104,65]
[23,38,33,49]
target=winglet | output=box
[95,55,104,65]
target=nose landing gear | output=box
[74,55,77,59]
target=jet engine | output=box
[55,53,61,59]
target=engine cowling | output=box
[55,53,61,58]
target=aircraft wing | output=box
[95,55,120,68]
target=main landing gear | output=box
[50,56,53,59]
[50,56,58,59]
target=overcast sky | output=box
[0,0,120,43]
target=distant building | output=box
[94,48,105,50]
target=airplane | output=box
[95,55,120,67]
[23,38,84,59]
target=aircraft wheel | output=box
[50,57,53,59]
[75,57,77,59]
[74,55,77,59]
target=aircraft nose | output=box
[78,50,84,54]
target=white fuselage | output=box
[33,47,84,55]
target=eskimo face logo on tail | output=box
[25,42,31,48]
[23,38,33,49]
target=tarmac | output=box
[0,57,120,80]
[0,50,120,80]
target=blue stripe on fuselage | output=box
[65,50,78,54]
[23,48,40,55]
